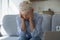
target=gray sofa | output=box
[1,14,60,40]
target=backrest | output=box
[52,14,60,31]
[42,14,52,32]
[3,15,18,36]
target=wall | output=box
[0,0,2,24]
[8,0,60,14]
[32,1,60,14]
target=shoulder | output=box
[16,16,20,19]
[34,13,43,20]
[16,15,21,23]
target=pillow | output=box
[56,26,60,32]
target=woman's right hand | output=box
[20,14,26,32]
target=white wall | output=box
[32,1,60,14]
[0,0,2,9]
[0,0,2,24]
[1,0,30,36]
[8,0,30,15]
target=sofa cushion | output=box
[52,14,60,31]
[42,14,52,32]
[3,15,18,36]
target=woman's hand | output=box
[20,14,26,32]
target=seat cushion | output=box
[1,36,18,40]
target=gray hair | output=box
[19,1,32,11]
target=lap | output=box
[30,36,41,40]
[18,36,29,40]
[18,36,41,40]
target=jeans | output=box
[18,36,41,40]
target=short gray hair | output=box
[19,1,32,11]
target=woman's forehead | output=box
[20,9,32,13]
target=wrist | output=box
[21,20,26,32]
[29,18,33,22]
[21,19,25,22]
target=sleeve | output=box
[16,16,26,37]
[31,16,43,38]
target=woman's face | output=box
[20,9,33,19]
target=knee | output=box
[18,37,28,40]
[30,36,41,40]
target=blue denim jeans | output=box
[18,36,41,40]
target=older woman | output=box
[16,1,43,40]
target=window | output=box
[1,0,27,36]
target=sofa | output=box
[1,14,60,40]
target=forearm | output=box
[29,19,35,32]
[21,20,26,32]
